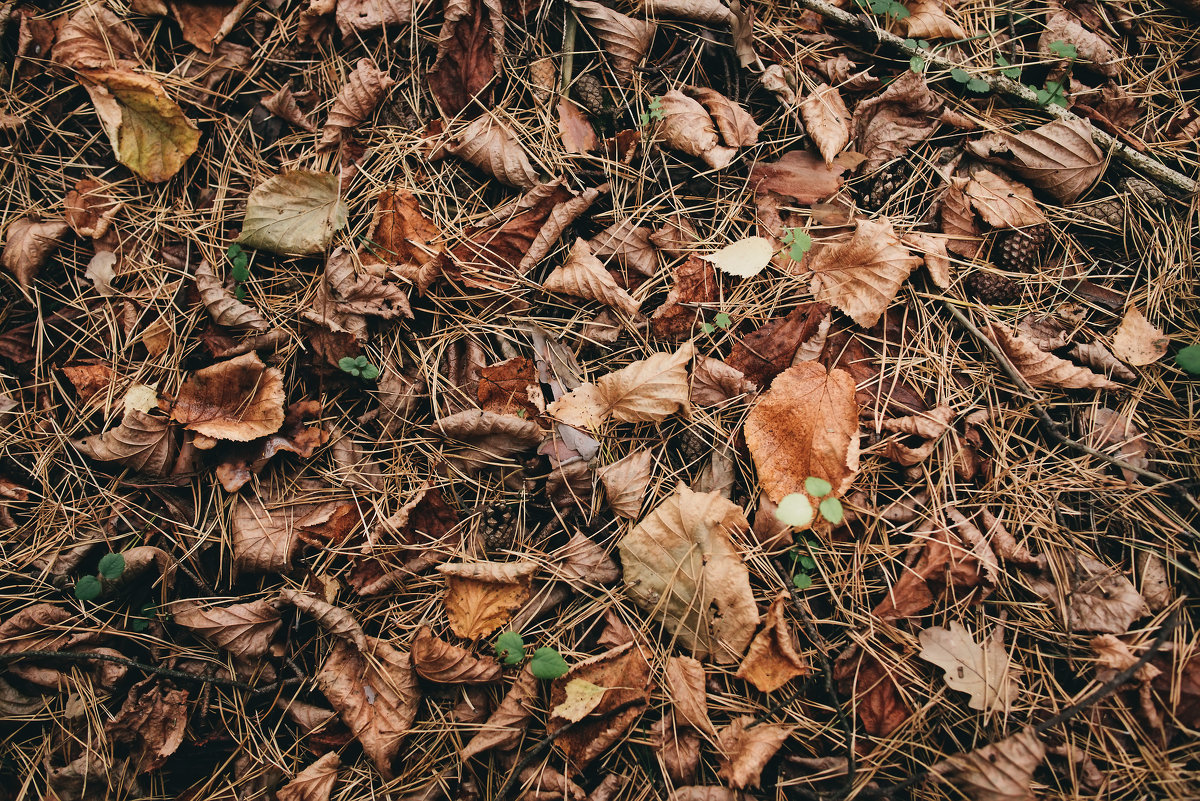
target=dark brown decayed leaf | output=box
[872,523,987,620]
[412,626,503,684]
[834,643,913,737]
[278,588,367,648]
[106,677,189,773]
[548,642,651,767]
[567,0,656,81]
[652,255,718,340]
[727,303,830,387]
[461,665,539,759]
[429,0,503,117]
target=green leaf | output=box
[226,243,243,259]
[338,357,359,373]
[360,364,379,380]
[714,312,732,330]
[97,552,125,579]
[792,573,813,590]
[639,112,650,126]
[774,493,814,528]
[910,55,926,73]
[354,355,369,367]
[494,631,526,665]
[890,2,910,18]
[129,616,150,632]
[798,554,816,570]
[231,263,251,282]
[819,497,845,525]
[785,229,812,261]
[701,322,716,335]
[530,646,570,679]
[903,38,918,49]
[967,78,990,93]
[74,575,101,601]
[1176,344,1200,375]
[917,40,929,48]
[950,68,970,84]
[805,476,833,497]
[235,285,246,301]
[1048,40,1077,59]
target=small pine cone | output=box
[858,160,910,211]
[1119,177,1168,209]
[963,271,1021,305]
[675,428,709,465]
[574,73,606,115]
[479,502,517,553]
[530,58,557,107]
[993,224,1049,272]
[1074,200,1126,239]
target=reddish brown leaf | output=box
[726,303,831,387]
[665,656,714,734]
[872,524,986,621]
[429,0,502,117]
[171,352,286,442]
[548,642,651,767]
[106,677,188,773]
[412,626,503,684]
[834,643,913,738]
[558,99,598,153]
[167,599,283,660]
[461,665,539,759]
[651,255,718,341]
[716,716,795,789]
[735,593,809,692]
[750,150,846,203]
[477,357,545,420]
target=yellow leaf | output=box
[551,678,608,722]
[701,236,774,278]
[84,70,200,183]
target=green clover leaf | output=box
[495,631,526,665]
[97,552,125,580]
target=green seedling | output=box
[949,67,989,94]
[702,312,734,336]
[904,39,931,73]
[74,575,101,601]
[787,537,820,590]
[97,552,125,580]
[639,96,665,126]
[1035,40,1076,108]
[996,54,1021,80]
[1176,344,1200,375]
[855,0,909,19]
[775,475,844,532]
[781,227,813,262]
[129,603,156,633]
[530,646,570,679]
[494,631,526,665]
[339,355,380,380]
[227,243,251,301]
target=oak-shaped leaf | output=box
[716,716,795,790]
[316,637,419,779]
[665,655,714,734]
[965,170,1047,230]
[597,448,653,519]
[461,665,539,759]
[448,115,540,188]
[319,59,395,150]
[548,642,651,767]
[1027,553,1148,634]
[918,621,1022,713]
[194,259,269,332]
[166,598,283,660]
[988,323,1119,390]
[656,89,737,170]
[2,216,70,290]
[237,171,348,256]
[544,239,640,316]
[436,560,538,640]
[808,217,921,328]
[618,486,759,663]
[412,626,503,684]
[73,408,178,476]
[1112,306,1168,366]
[105,676,188,773]
[735,592,809,693]
[567,0,656,81]
[276,752,340,801]
[171,352,286,441]
[799,84,851,164]
[932,728,1044,801]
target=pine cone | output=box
[479,502,517,553]
[529,58,557,107]
[993,224,1049,272]
[963,271,1021,305]
[1074,199,1125,239]
[1119,177,1168,209]
[859,160,910,211]
[674,428,709,465]
[574,73,605,115]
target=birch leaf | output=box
[83,70,200,183]
[237,171,348,256]
[918,621,1022,713]
[701,237,774,278]
[1112,306,1168,366]
[808,217,921,328]
[799,84,851,163]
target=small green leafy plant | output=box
[904,38,932,73]
[1033,40,1076,108]
[701,311,732,336]
[530,646,570,679]
[339,355,379,380]
[74,550,127,601]
[949,67,990,95]
[494,631,526,665]
[1176,344,1200,375]
[639,96,665,126]
[774,476,845,531]
[855,0,909,20]
[788,537,819,590]
[780,227,813,262]
[226,243,251,301]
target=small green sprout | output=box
[227,243,251,301]
[97,552,126,580]
[74,575,101,601]
[856,0,910,18]
[996,54,1021,80]
[494,631,526,665]
[787,537,820,591]
[129,603,156,633]
[776,476,844,530]
[339,355,380,380]
[639,96,665,126]
[530,646,570,679]
[792,573,813,590]
[950,68,989,94]
[1048,40,1077,60]
[1176,344,1200,375]
[780,228,813,262]
[702,312,733,336]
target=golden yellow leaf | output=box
[83,70,200,183]
[551,678,608,722]
[237,171,348,255]
[1112,306,1168,366]
[436,560,538,640]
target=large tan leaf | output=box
[316,637,418,779]
[447,115,540,188]
[543,239,640,316]
[83,70,200,183]
[166,599,282,659]
[237,171,348,256]
[412,626,502,684]
[436,560,538,639]
[716,716,795,789]
[932,728,1044,801]
[335,0,412,37]
[461,665,538,759]
[656,89,736,170]
[548,642,650,766]
[618,486,759,663]
[597,448,653,519]
[685,86,761,147]
[2,216,70,290]
[666,656,714,734]
[643,0,734,23]
[171,352,286,441]
[735,592,809,693]
[799,84,851,164]
[194,259,269,332]
[965,170,1047,230]
[1112,306,1168,366]
[988,323,1119,390]
[72,409,178,476]
[744,361,860,505]
[808,217,921,328]
[276,752,340,801]
[52,4,142,71]
[901,0,966,39]
[852,71,943,172]
[597,343,693,422]
[1027,554,1148,634]
[319,59,395,149]
[567,0,656,81]
[1003,118,1103,203]
[918,621,1022,713]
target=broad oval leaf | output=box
[701,236,774,278]
[83,70,200,183]
[237,171,349,255]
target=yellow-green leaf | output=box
[237,171,349,256]
[84,70,200,183]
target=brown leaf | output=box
[304,248,413,341]
[230,493,315,574]
[548,642,651,767]
[262,84,317,132]
[276,752,340,801]
[716,716,795,790]
[750,150,846,204]
[872,523,986,620]
[477,357,544,420]
[432,409,545,473]
[901,232,952,289]
[544,239,639,316]
[651,254,718,341]
[412,626,503,684]
[73,409,178,476]
[1085,407,1149,484]
[1090,635,1161,683]
[852,71,944,172]
[965,170,1047,230]
[163,0,251,53]
[335,0,412,37]
[656,89,737,170]
[808,217,921,328]
[106,677,189,773]
[799,84,851,163]
[567,0,656,81]
[448,115,540,188]
[618,486,759,663]
[2,216,70,290]
[665,655,714,734]
[558,99,598,153]
[1040,12,1119,77]
[1112,306,1168,366]
[650,214,700,258]
[979,510,1038,567]
[988,323,1119,390]
[655,715,702,784]
[361,187,444,288]
[736,592,809,693]
[215,400,331,492]
[1067,341,1136,383]
[316,637,419,779]
[590,219,658,278]
[940,177,983,257]
[901,0,966,39]
[918,622,1022,713]
[194,259,269,332]
[597,448,653,519]
[692,356,757,407]
[429,0,502,117]
[880,404,955,466]
[319,59,395,150]
[166,599,282,659]
[685,86,761,147]
[744,361,861,505]
[549,344,693,427]
[52,4,142,71]
[833,643,912,737]
[462,665,539,759]
[644,0,734,22]
[727,302,831,387]
[668,789,739,801]
[551,531,620,588]
[518,765,587,801]
[932,728,1045,801]
[984,118,1103,203]
[437,560,538,639]
[171,353,286,441]
[64,179,122,239]
[0,605,102,656]
[1027,554,1148,634]
[278,589,367,648]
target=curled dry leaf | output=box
[461,665,538,759]
[799,84,851,163]
[304,247,413,341]
[644,0,734,23]
[1067,341,1136,383]
[448,115,539,188]
[550,344,693,427]
[567,0,656,81]
[809,217,921,328]
[618,486,759,663]
[988,323,1119,390]
[598,448,653,519]
[656,90,737,170]
[262,84,317,132]
[1027,554,1148,634]
[735,592,809,693]
[335,0,413,38]
[590,219,658,277]
[194,259,269,332]
[360,187,444,291]
[319,60,395,150]
[976,118,1103,203]
[278,588,367,649]
[904,232,952,289]
[666,655,714,734]
[727,302,831,388]
[918,621,1022,713]
[901,0,966,39]
[106,677,189,773]
[744,361,860,505]
[548,642,651,767]
[932,728,1045,801]
[53,4,142,71]
[652,254,718,341]
[431,409,545,473]
[316,637,419,779]
[166,598,282,660]
[65,179,122,239]
[73,409,178,476]
[692,357,756,407]
[429,0,503,117]
[1040,12,1119,77]
[716,716,796,790]
[436,560,538,639]
[544,239,639,316]
[685,86,761,148]
[231,494,310,574]
[1086,407,1149,484]
[833,643,913,737]
[872,522,988,620]
[551,531,620,588]
[1091,634,1161,682]
[412,626,503,684]
[965,170,1047,230]
[2,216,70,290]
[171,352,286,441]
[852,71,944,172]
[1112,306,1168,366]
[276,752,340,801]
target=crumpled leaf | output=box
[590,219,658,277]
[276,752,340,801]
[230,494,313,574]
[316,637,419,779]
[1067,341,1136,383]
[618,486,759,663]
[567,0,656,81]
[965,170,1047,230]
[750,150,847,204]
[335,0,412,38]
[462,665,538,758]
[901,0,966,39]
[279,588,367,648]
[1086,407,1149,484]
[1112,306,1168,366]
[808,217,921,328]
[905,232,953,289]
[304,247,413,341]
[744,361,860,506]
[799,84,851,163]
[106,677,189,773]
[548,642,651,767]
[852,71,944,172]
[65,179,123,239]
[701,236,774,278]
[475,357,544,420]
[1027,554,1149,634]
[437,560,538,639]
[974,118,1103,203]
[2,216,70,290]
[918,621,1022,713]
[941,176,983,257]
[1091,634,1162,682]
[237,171,349,256]
[655,714,702,785]
[669,789,739,801]
[988,323,1119,390]
[684,86,761,148]
[262,84,317,132]
[194,259,269,332]
[833,643,913,737]
[412,626,502,684]
[872,522,989,620]
[52,4,142,72]
[429,0,503,117]
[727,302,830,388]
[215,400,331,492]
[544,239,640,316]
[716,716,796,789]
[651,254,718,341]
[360,187,444,288]
[73,408,178,476]
[692,357,757,407]
[1040,12,1119,77]
[550,344,693,428]
[656,89,737,170]
[735,592,809,693]
[319,59,395,150]
[932,728,1045,801]
[432,409,545,473]
[157,0,253,53]
[448,115,540,188]
[597,448,653,519]
[166,598,282,659]
[171,352,286,441]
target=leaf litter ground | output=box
[2,1,1200,800]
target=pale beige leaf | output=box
[316,637,418,779]
[808,217,921,328]
[412,626,503,684]
[83,70,200,183]
[1086,407,1149,484]
[462,666,538,759]
[335,0,412,37]
[618,486,759,663]
[1090,634,1161,682]
[436,560,538,640]
[989,323,1119,390]
[668,789,739,801]
[597,448,653,519]
[716,716,795,790]
[901,0,966,39]
[932,728,1045,801]
[1027,554,1148,634]
[544,239,639,315]
[1040,12,1119,77]
[965,170,1047,229]
[657,89,736,170]
[597,343,693,423]
[1138,551,1171,612]
[431,409,545,473]
[590,219,658,277]
[799,84,851,163]
[2,217,70,290]
[72,409,177,476]
[1067,341,1136,383]
[547,382,608,429]
[744,362,861,505]
[1112,306,1167,366]
[551,531,620,588]
[237,171,348,255]
[691,356,756,406]
[1004,118,1103,203]
[665,655,714,734]
[700,236,774,278]
[194,259,269,332]
[448,115,540,188]
[642,0,734,23]
[551,678,608,722]
[548,642,650,766]
[918,622,1022,713]
[567,0,656,81]
[319,59,395,149]
[171,352,286,441]
[276,752,340,801]
[278,588,366,649]
[852,71,943,172]
[685,86,760,147]
[262,84,317,132]
[735,592,809,693]
[166,599,282,659]
[231,495,305,574]
[905,232,952,289]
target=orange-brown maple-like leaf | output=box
[436,560,538,640]
[319,59,395,150]
[735,592,809,692]
[412,626,503,684]
[429,0,502,117]
[988,323,1120,390]
[171,352,286,441]
[808,217,921,328]
[548,642,651,767]
[726,302,830,388]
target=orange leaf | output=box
[171,352,286,441]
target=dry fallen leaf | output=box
[655,714,702,785]
[1112,306,1168,366]
[431,409,545,473]
[567,0,656,81]
[590,219,658,278]
[166,599,282,660]
[833,643,913,737]
[360,186,444,288]
[52,4,142,72]
[750,150,847,204]
[618,486,759,663]
[852,71,944,172]
[701,236,774,278]
[237,171,349,256]
[656,89,737,170]
[665,655,714,734]
[1068,341,1136,383]
[171,352,286,441]
[461,665,538,759]
[278,589,367,648]
[716,716,796,789]
[735,592,809,693]
[597,448,653,519]
[335,0,413,37]
[872,522,988,620]
[437,560,538,639]
[644,0,734,23]
[72,409,178,476]
[988,323,1120,390]
[230,494,311,575]
[977,118,1103,204]
[428,0,503,117]
[1086,407,1149,484]
[262,84,317,132]
[276,752,340,801]
[1027,554,1149,634]
[918,621,1022,713]
[901,0,966,39]
[558,99,598,153]
[651,254,719,341]
[685,86,761,148]
[1040,11,1119,77]
[319,59,395,150]
[691,356,757,407]
[412,626,503,684]
[448,115,540,188]
[550,531,620,589]
[965,170,1047,230]
[800,84,851,163]
[808,217,922,328]
[932,728,1045,801]
[548,642,650,766]
[194,259,269,332]
[549,344,693,427]
[106,676,189,773]
[64,179,122,239]
[2,216,70,290]
[544,239,640,316]
[726,302,830,388]
[551,678,609,723]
